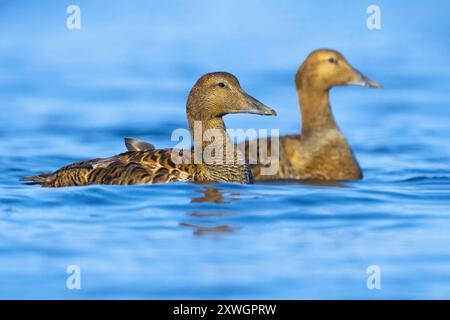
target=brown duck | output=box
[21,72,276,187]
[242,49,381,181]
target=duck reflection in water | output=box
[182,187,240,236]
[180,223,236,236]
[190,187,230,204]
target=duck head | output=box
[295,49,381,92]
[187,72,277,123]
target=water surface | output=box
[0,0,450,299]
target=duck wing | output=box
[21,149,196,187]
[124,137,155,151]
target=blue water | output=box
[1,0,450,299]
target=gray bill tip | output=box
[244,93,277,116]
[252,102,277,116]
[349,74,382,89]
[261,105,277,116]
[360,74,382,88]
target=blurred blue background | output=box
[0,0,449,299]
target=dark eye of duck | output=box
[217,82,225,88]
[328,57,337,64]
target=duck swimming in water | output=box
[22,72,276,187]
[242,49,381,181]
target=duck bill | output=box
[240,91,277,116]
[348,69,382,88]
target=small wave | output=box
[396,176,450,183]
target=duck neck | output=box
[189,117,231,152]
[188,116,249,183]
[297,86,338,136]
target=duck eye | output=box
[328,57,337,64]
[217,82,225,88]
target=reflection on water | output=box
[299,180,350,188]
[191,187,231,204]
[184,187,239,236]
[258,179,349,188]
[1,0,450,300]
[189,212,232,218]
[180,222,236,236]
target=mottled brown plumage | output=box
[22,72,276,187]
[243,49,381,181]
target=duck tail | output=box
[20,173,51,185]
